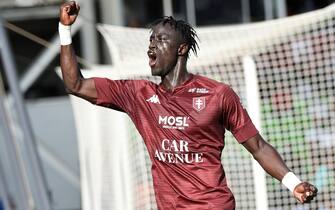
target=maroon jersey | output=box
[93,74,258,210]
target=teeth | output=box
[148,51,156,58]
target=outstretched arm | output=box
[242,133,317,203]
[59,1,97,103]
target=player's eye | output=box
[149,35,167,43]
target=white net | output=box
[73,4,335,210]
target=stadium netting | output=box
[71,4,335,210]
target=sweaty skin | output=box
[148,22,191,91]
[59,0,317,204]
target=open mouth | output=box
[147,50,157,67]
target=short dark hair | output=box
[150,16,199,59]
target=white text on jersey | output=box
[158,116,189,130]
[154,139,204,164]
[188,88,209,94]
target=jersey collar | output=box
[158,73,196,94]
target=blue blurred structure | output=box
[0,199,4,210]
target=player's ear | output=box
[178,43,189,57]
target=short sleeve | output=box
[93,77,142,114]
[221,86,258,143]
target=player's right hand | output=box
[59,1,80,26]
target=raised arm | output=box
[59,1,97,103]
[242,133,317,203]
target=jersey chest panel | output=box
[134,86,225,158]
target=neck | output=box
[161,58,190,91]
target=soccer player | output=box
[59,1,317,209]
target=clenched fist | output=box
[59,1,80,26]
[293,182,317,203]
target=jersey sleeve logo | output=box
[193,97,206,111]
[146,94,161,104]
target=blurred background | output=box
[1,0,334,99]
[0,0,334,210]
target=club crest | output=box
[193,97,206,111]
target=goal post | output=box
[243,55,268,210]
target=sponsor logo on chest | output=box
[158,115,189,130]
[154,139,204,164]
[188,88,209,94]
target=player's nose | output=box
[149,39,156,50]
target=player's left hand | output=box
[293,182,318,203]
